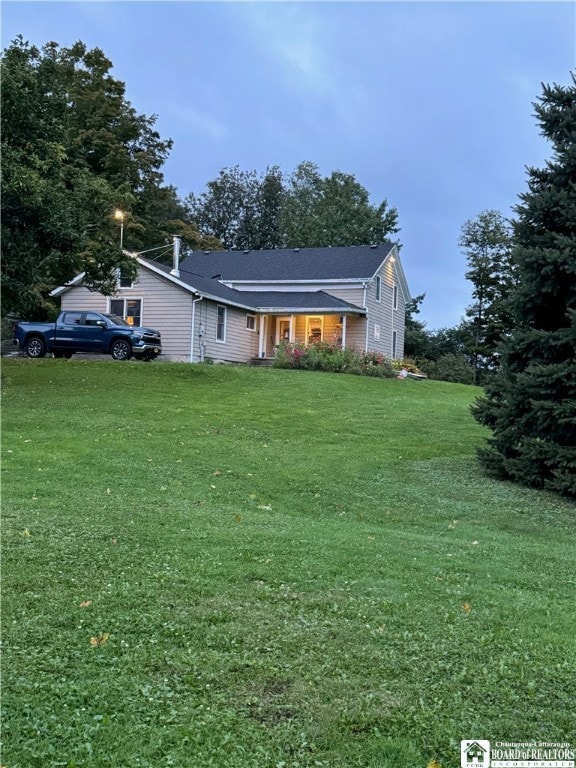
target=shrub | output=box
[1,317,18,356]
[273,341,395,378]
[428,353,474,384]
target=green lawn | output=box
[2,359,575,768]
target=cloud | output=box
[237,4,337,97]
[168,104,227,142]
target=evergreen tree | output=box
[459,210,515,383]
[472,74,576,496]
[403,293,429,359]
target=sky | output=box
[2,1,575,330]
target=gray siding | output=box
[61,286,108,313]
[196,300,259,363]
[363,259,405,359]
[321,286,365,308]
[57,258,406,363]
[61,269,194,362]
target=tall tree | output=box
[282,162,399,248]
[472,75,576,497]
[187,161,400,251]
[251,166,284,249]
[1,37,212,318]
[186,166,262,250]
[403,293,429,359]
[459,209,515,383]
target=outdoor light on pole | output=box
[114,209,125,250]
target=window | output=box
[84,313,104,326]
[375,275,381,302]
[110,298,142,327]
[246,313,256,331]
[306,316,323,344]
[118,269,134,289]
[392,330,398,358]
[61,311,83,325]
[217,305,226,342]
[393,284,398,310]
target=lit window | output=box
[246,314,256,331]
[217,305,226,342]
[306,316,323,344]
[110,298,142,327]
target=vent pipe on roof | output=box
[170,236,181,277]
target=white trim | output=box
[258,315,266,358]
[190,296,202,363]
[49,273,85,296]
[216,304,226,343]
[224,278,371,287]
[275,316,292,346]
[341,315,347,348]
[108,296,144,326]
[252,305,365,315]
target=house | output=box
[51,243,411,363]
[461,741,490,767]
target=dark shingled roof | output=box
[144,259,366,313]
[239,291,364,312]
[177,243,395,282]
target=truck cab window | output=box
[62,312,83,325]
[85,313,104,327]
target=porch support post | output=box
[290,315,295,342]
[341,314,347,348]
[258,314,266,358]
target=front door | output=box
[275,317,291,346]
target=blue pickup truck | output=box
[14,310,162,361]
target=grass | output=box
[1,358,575,768]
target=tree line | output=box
[1,37,574,495]
[405,208,516,387]
[1,37,399,320]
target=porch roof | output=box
[238,290,365,314]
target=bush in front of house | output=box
[273,341,395,378]
[418,353,475,384]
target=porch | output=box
[251,312,366,362]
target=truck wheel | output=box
[24,336,47,358]
[110,339,132,361]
